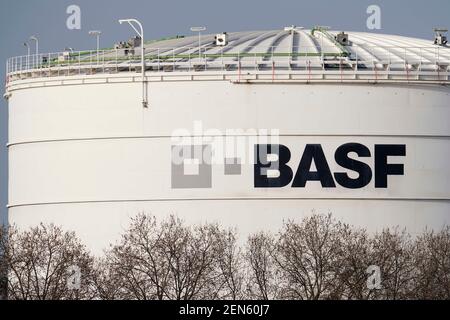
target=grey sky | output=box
[1,0,449,226]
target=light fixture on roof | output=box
[89,31,102,63]
[29,36,39,55]
[434,28,448,46]
[335,31,350,46]
[190,26,207,58]
[23,42,30,56]
[119,18,147,108]
[215,32,228,46]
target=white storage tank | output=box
[4,28,450,252]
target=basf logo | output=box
[170,123,406,190]
[253,144,406,189]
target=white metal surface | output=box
[5,29,450,253]
[5,29,450,88]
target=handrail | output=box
[311,26,351,57]
[4,45,450,88]
[7,45,450,70]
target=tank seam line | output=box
[7,197,450,209]
[6,134,450,148]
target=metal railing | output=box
[5,45,450,85]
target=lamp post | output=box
[119,19,147,108]
[29,36,39,67]
[89,30,102,63]
[23,42,30,69]
[29,36,39,55]
[190,27,206,59]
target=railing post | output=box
[221,47,224,71]
[173,48,175,70]
[404,47,407,67]
[203,47,207,71]
[418,47,422,72]
[438,46,440,65]
[189,49,191,72]
[37,54,40,78]
[238,51,241,82]
[66,52,70,76]
[48,53,52,77]
[116,49,118,73]
[437,46,441,81]
[158,48,160,71]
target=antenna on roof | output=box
[313,26,331,30]
[284,25,304,32]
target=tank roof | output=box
[5,28,450,89]
[140,28,450,64]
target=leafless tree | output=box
[102,214,244,300]
[331,228,373,300]
[244,215,427,301]
[368,228,416,300]
[245,232,281,300]
[0,224,95,300]
[0,226,7,300]
[271,214,353,300]
[90,257,126,300]
[1,214,449,301]
[412,226,450,299]
[214,228,245,300]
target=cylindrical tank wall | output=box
[8,78,450,252]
